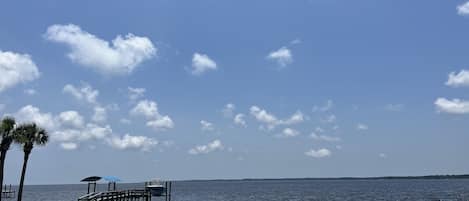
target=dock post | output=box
[169,181,173,201]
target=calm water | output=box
[5,179,469,201]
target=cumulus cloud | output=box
[53,123,113,142]
[188,140,224,155]
[146,116,174,131]
[310,133,341,142]
[107,134,158,152]
[446,70,469,87]
[283,111,304,124]
[131,100,174,131]
[14,105,58,130]
[234,113,247,127]
[267,46,293,67]
[14,105,111,142]
[130,100,159,118]
[58,111,84,128]
[0,50,40,92]
[45,24,156,75]
[305,148,331,158]
[13,105,160,152]
[63,83,99,105]
[250,106,279,129]
[249,106,304,130]
[458,2,469,16]
[200,120,215,131]
[435,98,469,114]
[191,53,217,75]
[128,87,146,101]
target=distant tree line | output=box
[0,117,49,201]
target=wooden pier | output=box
[1,184,15,198]
[78,189,151,201]
[78,176,172,201]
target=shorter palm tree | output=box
[14,123,48,201]
[0,117,16,201]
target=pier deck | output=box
[78,189,152,201]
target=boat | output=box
[145,179,166,196]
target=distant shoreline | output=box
[183,174,469,182]
[17,174,469,186]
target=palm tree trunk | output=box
[0,150,6,201]
[17,151,29,201]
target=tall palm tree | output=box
[14,123,48,201]
[0,117,16,201]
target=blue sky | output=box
[2,0,469,184]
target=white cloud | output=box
[45,24,156,75]
[312,100,333,112]
[130,100,174,131]
[0,50,40,92]
[52,123,112,142]
[234,113,247,127]
[146,116,174,131]
[14,105,58,130]
[284,111,304,124]
[128,87,146,101]
[60,142,78,150]
[305,148,331,158]
[279,128,300,138]
[385,104,404,112]
[188,140,224,155]
[310,133,341,142]
[379,153,387,158]
[446,70,469,87]
[435,98,469,114]
[191,53,217,75]
[58,110,84,128]
[130,100,159,119]
[266,46,293,67]
[458,2,469,16]
[222,103,235,118]
[200,120,215,131]
[13,105,162,152]
[24,89,37,95]
[63,83,99,105]
[250,106,279,130]
[249,106,303,130]
[107,134,158,152]
[357,123,369,131]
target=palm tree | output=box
[14,123,48,201]
[0,117,16,201]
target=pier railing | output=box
[78,189,152,201]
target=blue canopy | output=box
[102,176,121,182]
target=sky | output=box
[2,0,469,185]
